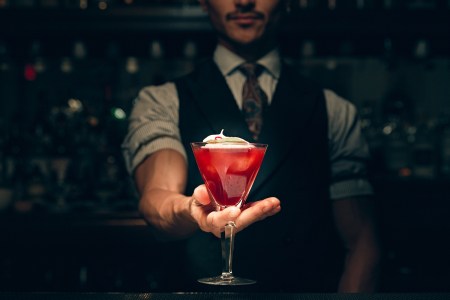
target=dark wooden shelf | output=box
[0,211,155,248]
[1,7,449,37]
[0,6,211,36]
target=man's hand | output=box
[190,185,281,238]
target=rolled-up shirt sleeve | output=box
[325,89,374,200]
[121,82,186,175]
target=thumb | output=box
[192,184,211,206]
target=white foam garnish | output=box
[203,129,249,144]
[204,143,253,149]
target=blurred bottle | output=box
[64,100,98,210]
[21,42,53,209]
[10,43,41,163]
[183,39,198,61]
[0,41,18,123]
[21,40,51,128]
[149,39,164,60]
[49,56,75,158]
[94,151,123,208]
[327,0,337,10]
[298,0,320,10]
[359,102,384,176]
[383,38,396,70]
[5,111,29,212]
[412,39,434,70]
[73,40,88,60]
[63,0,88,9]
[411,119,437,179]
[5,110,29,164]
[87,50,129,208]
[300,40,316,59]
[113,56,139,118]
[47,69,80,210]
[92,119,124,208]
[0,119,13,212]
[382,118,412,177]
[28,91,53,188]
[11,159,32,213]
[93,0,114,10]
[149,39,165,85]
[49,153,70,211]
[177,39,197,77]
[381,92,415,177]
[25,162,50,210]
[412,39,430,60]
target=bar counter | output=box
[1,292,450,300]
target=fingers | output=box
[205,197,281,236]
[195,206,240,237]
[206,206,241,229]
[190,188,281,238]
[235,197,281,232]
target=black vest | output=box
[175,59,343,292]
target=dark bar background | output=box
[0,0,450,293]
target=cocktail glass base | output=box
[198,275,256,286]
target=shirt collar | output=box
[213,44,281,79]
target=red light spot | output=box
[24,64,37,81]
[399,168,412,177]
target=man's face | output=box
[199,0,285,48]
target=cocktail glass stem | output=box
[220,221,236,281]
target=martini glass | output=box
[191,141,267,285]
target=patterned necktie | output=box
[239,63,268,141]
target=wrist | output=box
[178,195,198,226]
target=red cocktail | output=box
[192,144,266,208]
[191,141,267,286]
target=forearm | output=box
[139,188,198,239]
[338,230,381,292]
[333,196,381,293]
[135,149,196,240]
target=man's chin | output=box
[229,34,263,47]
[225,27,262,42]
[219,32,271,54]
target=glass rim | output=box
[190,142,268,147]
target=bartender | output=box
[122,0,380,292]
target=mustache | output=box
[226,11,265,20]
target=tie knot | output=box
[238,63,264,78]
